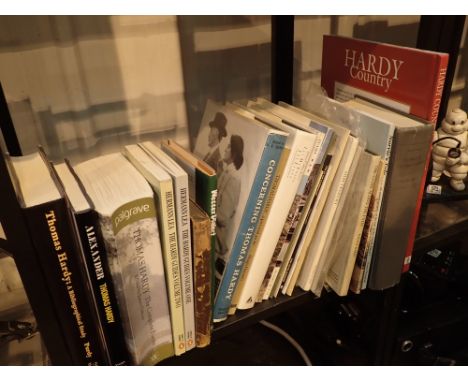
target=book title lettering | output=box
[210,189,217,236]
[430,68,447,123]
[85,225,104,281]
[45,210,90,355]
[225,159,277,301]
[133,227,156,343]
[344,49,404,93]
[114,203,150,230]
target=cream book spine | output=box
[124,145,186,356]
[280,124,350,296]
[308,143,363,296]
[265,132,324,299]
[326,152,380,296]
[140,142,195,352]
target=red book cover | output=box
[321,34,448,124]
[321,34,449,276]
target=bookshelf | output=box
[0,15,466,366]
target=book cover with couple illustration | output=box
[193,100,287,321]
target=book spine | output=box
[25,200,106,365]
[174,177,195,351]
[349,160,384,294]
[75,211,131,365]
[190,204,212,348]
[213,133,286,321]
[402,55,448,273]
[157,182,185,355]
[296,136,358,292]
[229,145,291,313]
[361,135,393,290]
[283,154,332,296]
[283,130,336,296]
[256,140,323,303]
[368,125,433,290]
[109,197,174,365]
[328,155,379,296]
[195,171,217,308]
[270,133,324,297]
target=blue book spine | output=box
[213,133,287,321]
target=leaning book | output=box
[194,100,287,322]
[74,153,174,365]
[53,160,131,365]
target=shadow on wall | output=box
[177,16,272,149]
[0,16,190,163]
[353,20,420,48]
[0,16,129,161]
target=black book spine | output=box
[24,199,107,365]
[75,210,131,366]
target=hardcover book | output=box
[123,144,186,355]
[53,161,131,365]
[8,150,107,365]
[74,153,174,365]
[189,199,212,348]
[321,34,449,276]
[344,99,433,290]
[321,34,448,124]
[140,141,196,352]
[194,100,288,321]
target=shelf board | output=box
[415,199,468,251]
[212,289,316,340]
[160,289,316,365]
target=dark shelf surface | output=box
[212,289,315,339]
[415,199,468,251]
[159,289,316,365]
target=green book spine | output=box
[195,170,217,306]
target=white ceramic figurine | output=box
[431,108,468,191]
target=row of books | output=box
[198,96,433,324]
[200,33,448,322]
[0,34,447,366]
[4,139,219,365]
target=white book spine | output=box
[297,136,359,291]
[234,131,316,309]
[267,132,324,299]
[284,131,348,296]
[256,133,324,302]
[173,176,196,351]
